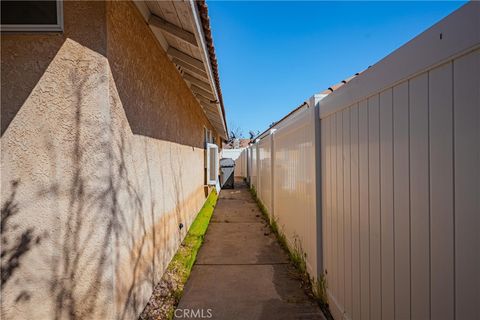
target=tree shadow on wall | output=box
[44,69,118,320]
[1,46,189,320]
[1,180,45,299]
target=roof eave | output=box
[189,0,228,139]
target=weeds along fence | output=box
[238,102,322,281]
[238,3,479,319]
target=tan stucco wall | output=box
[106,1,216,148]
[1,1,107,135]
[1,1,219,319]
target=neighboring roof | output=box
[238,139,251,148]
[319,69,367,95]
[134,0,228,139]
[223,138,251,149]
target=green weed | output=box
[249,184,333,319]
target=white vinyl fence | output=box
[238,104,321,278]
[257,136,273,214]
[221,148,243,161]
[234,148,248,177]
[224,148,248,177]
[320,4,479,319]
[271,105,319,277]
[250,143,258,189]
[239,3,479,320]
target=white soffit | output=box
[133,0,227,138]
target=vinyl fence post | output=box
[310,94,326,278]
[270,129,276,220]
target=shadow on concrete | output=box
[175,179,325,320]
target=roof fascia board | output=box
[188,0,227,137]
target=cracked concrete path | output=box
[175,178,326,320]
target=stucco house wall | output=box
[1,1,220,319]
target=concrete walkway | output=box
[175,179,325,320]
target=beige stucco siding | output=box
[1,1,107,136]
[1,1,219,319]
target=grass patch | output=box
[169,190,218,282]
[249,185,333,319]
[313,273,329,313]
[139,190,218,320]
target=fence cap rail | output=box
[319,1,479,119]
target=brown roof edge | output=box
[195,0,228,137]
[320,68,368,96]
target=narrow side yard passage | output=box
[175,179,325,320]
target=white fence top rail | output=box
[221,148,244,161]
[319,2,479,119]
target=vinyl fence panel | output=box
[247,147,252,183]
[222,148,243,161]
[250,144,258,189]
[271,105,319,277]
[453,50,479,320]
[319,3,479,318]
[233,149,248,177]
[258,136,273,214]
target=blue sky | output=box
[207,1,467,136]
